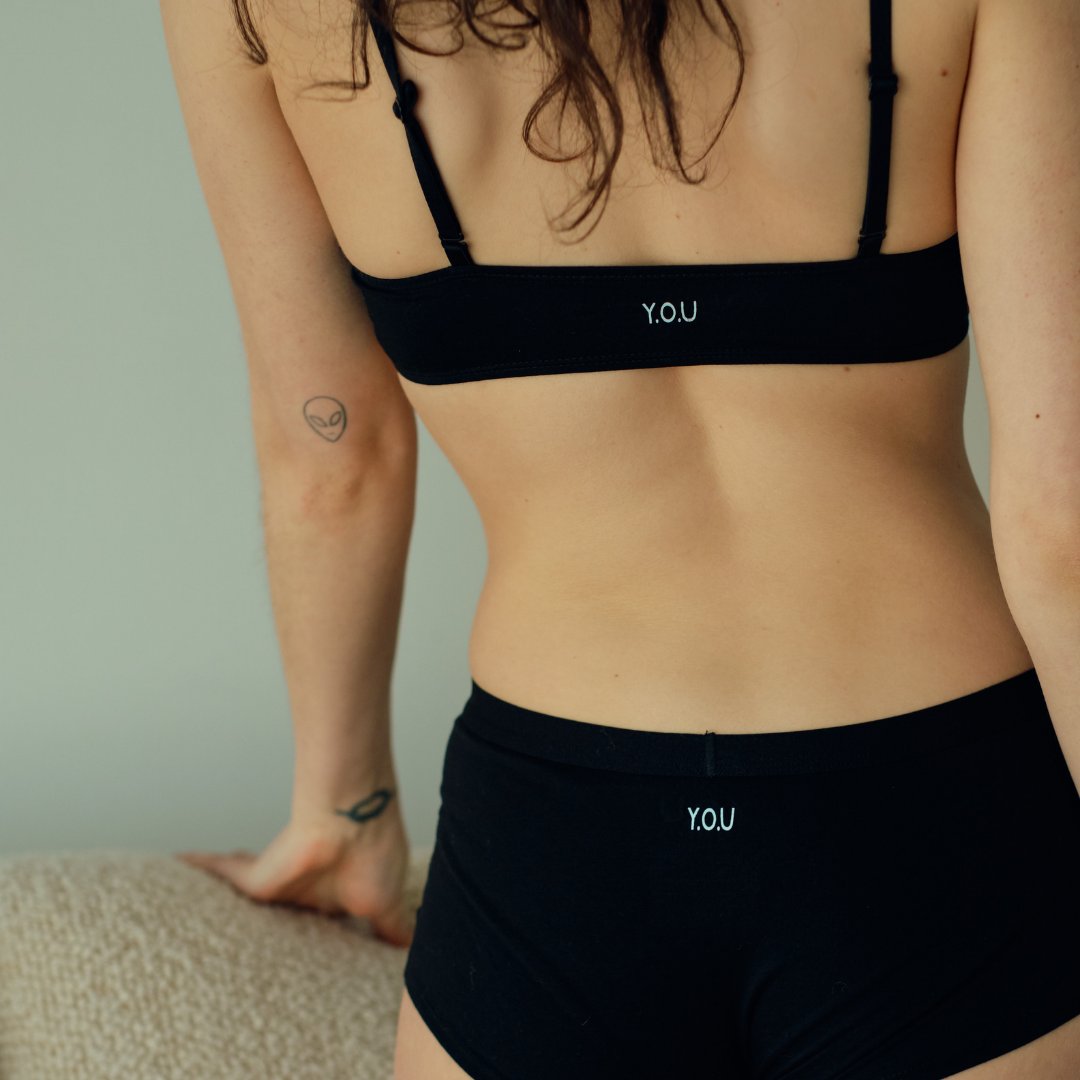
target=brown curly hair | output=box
[228,0,746,241]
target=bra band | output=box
[368,0,899,268]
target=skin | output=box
[267,0,1036,737]
[160,0,1080,1074]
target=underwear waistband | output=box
[456,667,1047,777]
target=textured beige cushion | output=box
[0,846,433,1080]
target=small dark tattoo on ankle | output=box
[334,787,394,825]
[303,396,347,442]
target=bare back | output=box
[263,0,1033,733]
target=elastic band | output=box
[456,667,1046,777]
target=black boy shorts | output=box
[403,666,1080,1079]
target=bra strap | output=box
[368,13,474,267]
[857,0,899,258]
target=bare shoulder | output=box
[158,0,269,71]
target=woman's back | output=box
[262,0,1033,732]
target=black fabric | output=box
[404,666,1080,1079]
[858,0,900,257]
[353,0,971,384]
[350,234,969,382]
[459,666,1048,777]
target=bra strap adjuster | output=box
[391,78,419,122]
[869,70,899,99]
[439,233,474,266]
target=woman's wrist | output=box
[289,743,400,830]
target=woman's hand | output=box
[174,801,417,948]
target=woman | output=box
[161,0,1080,1075]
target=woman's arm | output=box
[956,0,1080,792]
[263,448,417,825]
[159,0,419,824]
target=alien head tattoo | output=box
[303,396,347,442]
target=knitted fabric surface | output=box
[0,846,432,1080]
